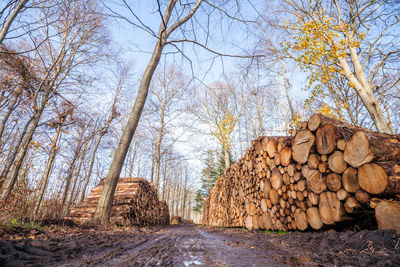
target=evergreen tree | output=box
[194,147,234,211]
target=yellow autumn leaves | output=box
[284,8,366,119]
[211,112,237,151]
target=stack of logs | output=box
[68,178,169,226]
[202,114,400,231]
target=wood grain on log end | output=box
[358,163,388,194]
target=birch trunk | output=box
[224,147,231,170]
[338,49,392,134]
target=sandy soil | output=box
[1,223,399,266]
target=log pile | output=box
[202,114,400,231]
[68,178,169,226]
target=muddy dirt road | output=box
[1,224,400,266]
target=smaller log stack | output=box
[68,178,170,226]
[202,114,400,231]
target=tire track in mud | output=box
[172,226,285,266]
[2,224,399,266]
[104,233,179,266]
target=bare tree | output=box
[93,0,203,224]
[33,102,73,216]
[78,66,125,203]
[0,0,29,45]
[191,82,237,170]
[0,0,107,203]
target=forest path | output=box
[61,224,288,266]
[1,223,399,266]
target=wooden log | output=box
[269,189,279,205]
[319,191,342,225]
[303,169,327,194]
[308,154,320,169]
[271,168,283,190]
[283,173,290,185]
[337,139,346,151]
[262,179,271,195]
[375,161,400,196]
[342,167,360,193]
[266,139,277,158]
[262,213,272,229]
[292,130,315,164]
[355,190,370,204]
[316,124,336,155]
[261,199,268,212]
[374,200,400,233]
[318,162,328,173]
[328,151,347,174]
[307,113,322,131]
[253,215,259,229]
[345,197,359,209]
[326,173,341,192]
[336,189,349,201]
[296,180,306,192]
[306,207,323,230]
[280,147,292,166]
[294,210,308,230]
[358,163,388,194]
[344,130,400,168]
[245,216,253,229]
[343,131,374,168]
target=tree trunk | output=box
[67,140,89,210]
[92,38,165,224]
[79,133,103,204]
[0,95,20,143]
[338,53,392,134]
[92,0,202,224]
[224,146,230,170]
[162,161,168,200]
[0,0,29,45]
[0,87,50,203]
[154,118,164,191]
[0,114,33,180]
[150,152,156,183]
[278,58,295,121]
[34,122,62,216]
[61,132,85,214]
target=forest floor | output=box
[0,222,400,266]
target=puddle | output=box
[183,260,203,266]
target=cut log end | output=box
[358,163,388,195]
